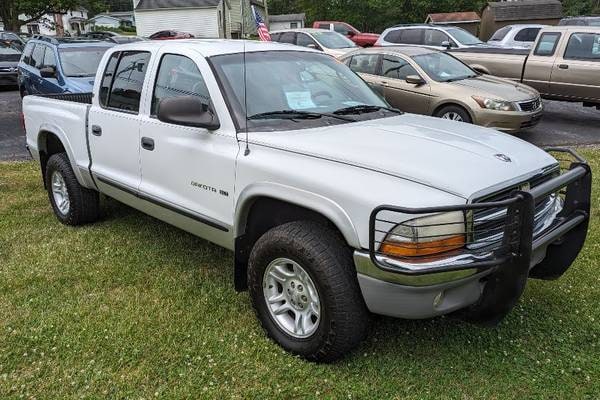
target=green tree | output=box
[0,0,84,31]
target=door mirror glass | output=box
[405,74,425,85]
[157,96,220,130]
[39,66,56,78]
[307,43,318,49]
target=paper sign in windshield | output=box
[285,91,316,110]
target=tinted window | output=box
[424,29,449,46]
[383,29,402,43]
[490,26,512,41]
[99,52,120,107]
[333,23,352,35]
[22,43,34,65]
[279,32,296,44]
[534,32,561,56]
[401,29,423,45]
[514,28,541,42]
[270,33,281,41]
[317,24,330,30]
[564,33,600,60]
[30,44,45,69]
[349,54,379,75]
[296,33,318,48]
[106,51,151,113]
[42,47,56,68]
[151,54,211,116]
[381,55,418,80]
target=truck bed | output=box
[450,48,529,81]
[35,92,93,104]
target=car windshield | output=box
[210,51,390,132]
[59,46,112,77]
[311,31,357,49]
[446,27,484,46]
[0,42,21,55]
[412,52,477,82]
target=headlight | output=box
[380,211,466,258]
[472,96,516,112]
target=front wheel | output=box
[435,105,472,124]
[248,221,369,362]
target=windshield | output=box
[210,51,390,131]
[312,31,357,49]
[0,42,21,55]
[59,46,111,77]
[412,52,477,82]
[446,27,483,45]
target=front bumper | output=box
[0,71,18,86]
[357,148,591,322]
[474,107,543,133]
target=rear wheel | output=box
[435,105,472,124]
[248,221,369,362]
[45,153,100,225]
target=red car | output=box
[312,21,379,47]
[149,30,195,40]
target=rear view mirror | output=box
[39,66,56,78]
[157,96,220,130]
[405,75,425,85]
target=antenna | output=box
[242,0,250,156]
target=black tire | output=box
[45,153,100,225]
[435,105,472,124]
[248,221,369,362]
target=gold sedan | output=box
[340,46,543,133]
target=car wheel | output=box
[435,105,472,123]
[248,221,369,362]
[45,153,100,225]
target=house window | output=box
[290,22,298,29]
[27,24,40,35]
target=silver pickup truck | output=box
[23,40,591,362]
[452,26,600,109]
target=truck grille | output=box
[518,98,541,112]
[470,168,561,250]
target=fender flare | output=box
[37,123,87,186]
[235,182,361,249]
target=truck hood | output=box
[451,75,538,102]
[251,114,557,199]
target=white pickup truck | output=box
[23,40,591,362]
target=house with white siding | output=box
[133,0,267,39]
[7,8,90,36]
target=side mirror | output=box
[307,43,318,49]
[441,40,453,50]
[157,96,220,130]
[405,75,425,85]
[39,66,56,78]
[347,31,356,38]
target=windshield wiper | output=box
[333,104,403,116]
[248,110,355,122]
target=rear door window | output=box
[348,54,380,75]
[534,32,561,56]
[400,29,424,45]
[279,32,296,44]
[100,51,151,113]
[514,28,541,43]
[296,33,318,48]
[564,33,600,60]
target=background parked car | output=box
[79,31,120,40]
[559,16,600,26]
[104,35,145,44]
[312,21,379,47]
[149,30,194,40]
[18,37,114,96]
[487,24,547,49]
[0,31,25,49]
[0,41,22,87]
[375,24,491,50]
[271,28,358,57]
[341,46,543,133]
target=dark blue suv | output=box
[18,37,114,97]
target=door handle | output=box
[558,64,569,70]
[380,81,389,86]
[141,137,155,151]
[91,125,102,136]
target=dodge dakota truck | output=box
[23,40,591,362]
[451,26,600,109]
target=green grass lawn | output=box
[1,151,599,399]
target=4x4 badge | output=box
[494,153,512,163]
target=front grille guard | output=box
[368,148,591,276]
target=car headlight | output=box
[472,96,516,112]
[380,211,466,258]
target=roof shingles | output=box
[487,0,563,21]
[135,0,220,10]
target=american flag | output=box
[252,5,271,41]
